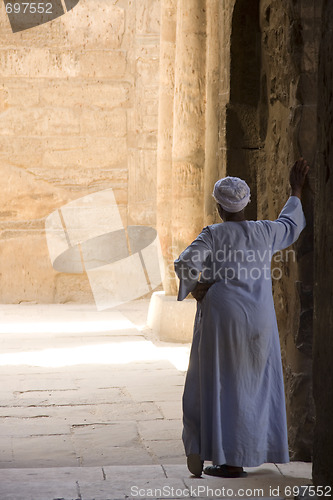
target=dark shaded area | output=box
[313,0,333,487]
[227,0,318,462]
[227,0,262,221]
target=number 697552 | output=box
[5,3,53,14]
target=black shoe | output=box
[187,454,204,477]
[204,464,248,478]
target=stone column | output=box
[171,0,206,258]
[156,0,177,295]
[204,0,220,226]
[151,0,207,341]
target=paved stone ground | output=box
[0,462,313,500]
[0,301,312,499]
[0,301,188,468]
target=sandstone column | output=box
[156,0,178,295]
[204,0,220,226]
[171,0,206,260]
[150,0,207,341]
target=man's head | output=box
[212,176,250,221]
[216,203,245,222]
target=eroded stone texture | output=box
[210,0,319,461]
[156,0,177,295]
[203,0,220,226]
[171,0,206,259]
[313,0,333,487]
[257,0,320,461]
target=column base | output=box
[147,291,196,343]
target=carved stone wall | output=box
[0,0,160,303]
[222,0,319,459]
[257,0,320,461]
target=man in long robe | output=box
[174,159,309,478]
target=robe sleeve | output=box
[261,196,306,253]
[174,226,213,301]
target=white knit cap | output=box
[213,176,251,213]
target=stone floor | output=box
[0,301,313,499]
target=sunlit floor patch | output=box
[0,318,135,335]
[0,341,190,371]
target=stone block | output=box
[143,439,185,463]
[147,291,196,343]
[71,422,154,466]
[39,81,131,109]
[277,462,312,479]
[137,131,158,150]
[126,382,184,402]
[0,152,44,172]
[128,149,157,203]
[155,400,183,420]
[297,105,317,159]
[94,401,163,422]
[0,416,71,437]
[80,109,127,137]
[142,114,158,131]
[0,437,13,465]
[0,48,79,78]
[138,419,182,441]
[136,44,161,61]
[145,100,159,115]
[78,50,127,78]
[0,233,57,303]
[11,434,77,467]
[0,106,81,136]
[43,137,127,169]
[136,57,160,86]
[0,87,9,113]
[0,479,78,500]
[1,82,40,107]
[136,0,161,34]
[301,40,318,72]
[102,464,165,480]
[59,2,125,49]
[296,73,317,105]
[143,86,159,101]
[80,477,187,500]
[14,387,127,406]
[72,421,139,448]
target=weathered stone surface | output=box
[0,303,187,468]
[136,0,160,35]
[59,2,125,49]
[156,0,177,295]
[0,0,160,304]
[231,0,319,461]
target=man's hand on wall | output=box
[290,158,310,198]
